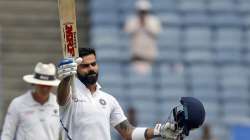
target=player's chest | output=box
[19,105,59,127]
[73,95,111,119]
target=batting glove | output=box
[57,57,82,80]
[154,122,178,140]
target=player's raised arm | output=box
[57,76,71,106]
[57,58,82,105]
[57,0,79,106]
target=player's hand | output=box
[57,57,82,80]
[154,122,178,140]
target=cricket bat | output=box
[58,0,79,93]
[58,0,79,58]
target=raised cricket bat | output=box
[58,0,79,93]
[58,0,79,58]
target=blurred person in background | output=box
[198,124,217,140]
[1,62,60,140]
[57,47,178,140]
[124,0,161,74]
[127,107,137,126]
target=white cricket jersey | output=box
[1,91,60,140]
[60,78,127,140]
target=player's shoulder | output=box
[9,91,31,107]
[13,91,30,101]
[98,90,121,108]
[99,90,114,98]
[99,90,117,102]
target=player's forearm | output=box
[144,128,159,139]
[57,76,71,105]
[116,120,160,140]
[115,120,135,140]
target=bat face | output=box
[63,23,78,57]
[58,0,79,58]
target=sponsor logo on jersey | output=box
[72,97,86,102]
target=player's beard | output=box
[77,71,98,86]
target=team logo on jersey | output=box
[99,99,107,106]
[54,109,58,114]
[52,109,59,117]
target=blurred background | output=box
[0,0,250,140]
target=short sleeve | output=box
[110,97,127,127]
[1,100,19,140]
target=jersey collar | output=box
[75,77,101,96]
[27,90,55,106]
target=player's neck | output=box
[87,84,97,94]
[32,92,50,105]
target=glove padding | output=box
[57,57,82,80]
[154,122,179,140]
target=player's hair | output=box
[79,47,96,57]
